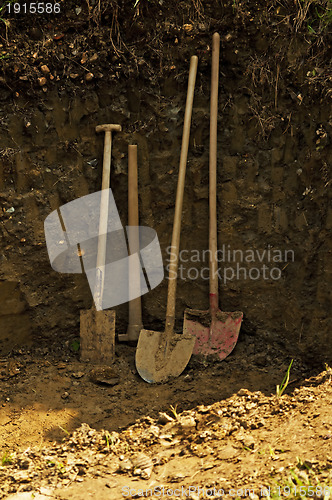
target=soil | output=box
[0,0,331,361]
[0,340,331,499]
[0,0,331,498]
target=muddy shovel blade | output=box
[136,56,198,384]
[135,329,195,384]
[80,309,116,364]
[184,309,243,360]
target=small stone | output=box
[118,459,132,472]
[41,64,50,74]
[189,494,200,500]
[81,52,88,64]
[61,392,69,399]
[157,412,174,425]
[89,53,98,63]
[40,487,54,496]
[140,468,152,480]
[178,415,196,434]
[14,470,31,482]
[89,367,119,386]
[238,388,251,397]
[131,453,153,480]
[38,77,47,86]
[85,72,94,81]
[183,23,193,32]
[70,73,79,79]
[18,459,30,470]
[169,472,187,482]
[243,434,256,449]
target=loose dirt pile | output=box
[1,366,331,499]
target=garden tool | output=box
[135,55,198,383]
[184,33,243,360]
[80,123,121,364]
[118,144,143,343]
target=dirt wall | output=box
[0,0,331,363]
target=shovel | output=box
[118,144,143,343]
[184,34,243,360]
[135,55,198,384]
[80,123,121,364]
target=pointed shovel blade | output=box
[184,308,243,360]
[135,328,195,384]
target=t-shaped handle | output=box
[96,124,122,134]
[94,123,122,309]
[95,123,122,191]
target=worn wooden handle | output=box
[165,55,198,333]
[127,145,143,339]
[94,126,120,309]
[209,33,220,306]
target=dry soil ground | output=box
[0,339,331,499]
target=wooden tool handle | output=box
[209,33,220,311]
[94,126,121,309]
[127,145,143,337]
[128,145,139,228]
[165,55,198,333]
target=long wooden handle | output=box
[127,145,143,333]
[128,145,139,228]
[94,130,112,310]
[165,55,198,334]
[209,33,220,312]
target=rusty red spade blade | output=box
[184,294,243,360]
[184,33,243,360]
